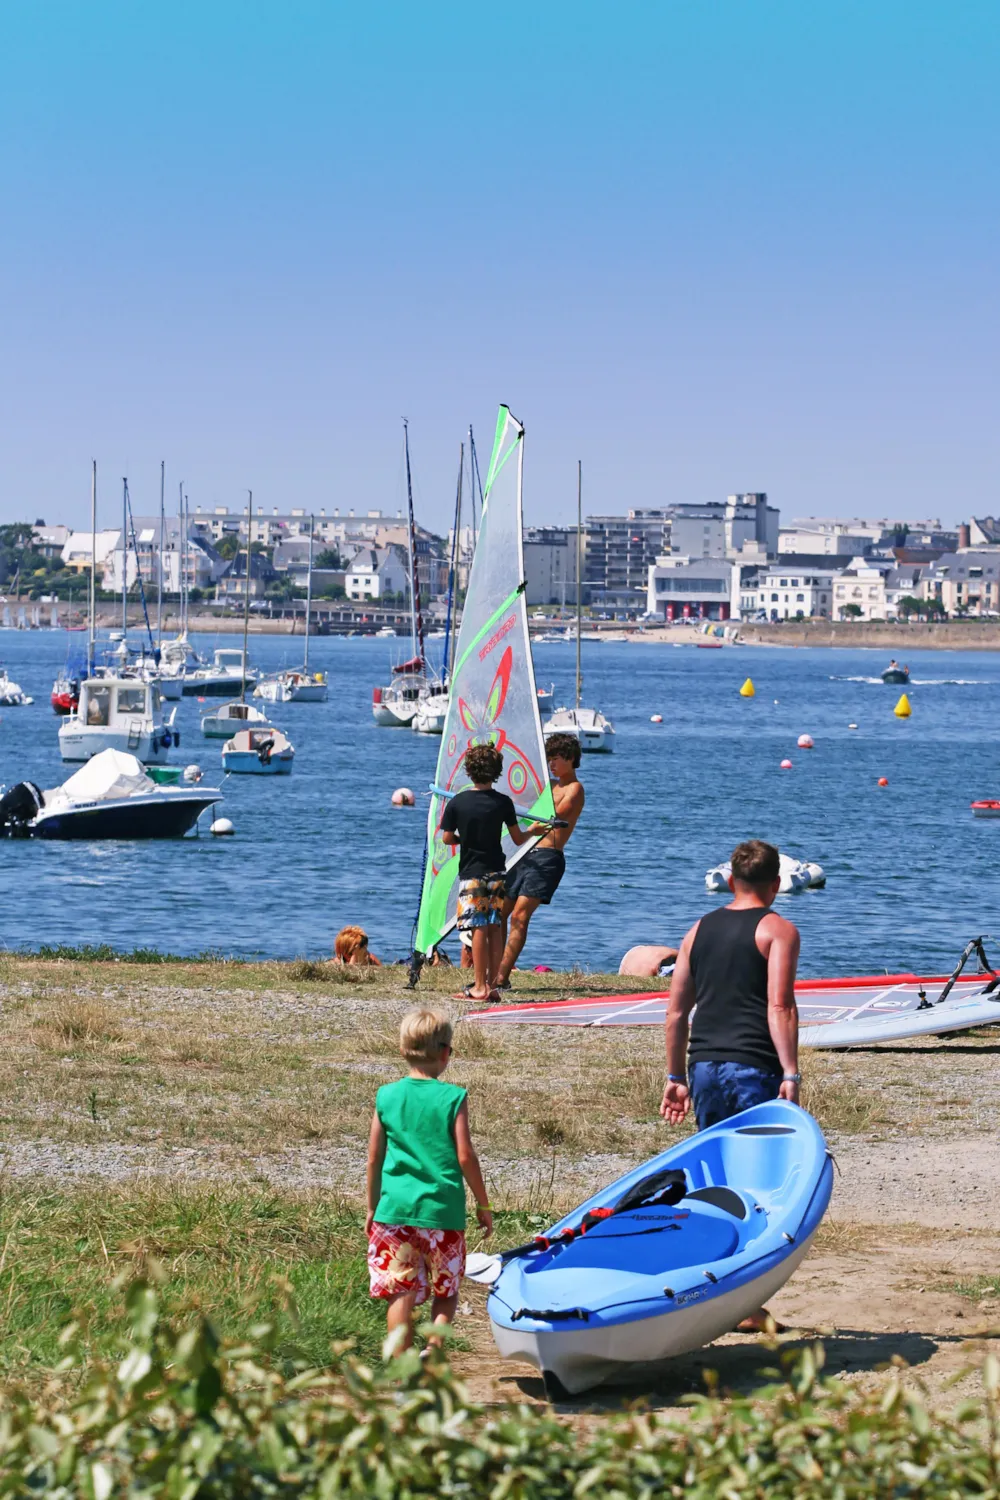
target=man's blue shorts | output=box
[689,1061,783,1130]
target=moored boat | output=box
[0,670,33,706]
[221,726,295,775]
[182,648,257,697]
[543,705,615,753]
[971,799,1000,818]
[484,1101,832,1396]
[201,700,276,739]
[57,676,178,764]
[0,748,220,840]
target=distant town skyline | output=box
[1,2,997,534]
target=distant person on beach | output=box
[659,837,800,1331]
[440,744,547,1001]
[334,926,382,966]
[618,944,679,977]
[366,1009,492,1352]
[494,733,585,991]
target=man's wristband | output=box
[783,1072,802,1083]
[667,1074,687,1085]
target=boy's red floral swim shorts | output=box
[367,1223,466,1303]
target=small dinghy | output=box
[221,726,295,775]
[971,800,1000,819]
[476,1100,832,1397]
[881,663,909,684]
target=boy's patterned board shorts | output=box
[456,873,506,931]
[368,1223,466,1303]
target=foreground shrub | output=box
[1,1279,999,1497]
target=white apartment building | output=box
[344,546,409,601]
[61,529,121,575]
[646,557,738,620]
[670,494,778,560]
[778,524,881,556]
[741,566,837,621]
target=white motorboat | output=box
[412,689,448,735]
[57,676,179,764]
[543,705,615,754]
[221,726,295,775]
[375,625,397,638]
[201,700,276,739]
[0,670,33,706]
[255,668,328,703]
[182,648,257,697]
[0,749,220,840]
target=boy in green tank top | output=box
[366,1009,492,1350]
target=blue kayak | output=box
[488,1100,833,1395]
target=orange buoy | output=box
[877,777,888,787]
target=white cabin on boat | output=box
[57,677,177,764]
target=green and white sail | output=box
[414,406,555,957]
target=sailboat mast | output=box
[241,492,252,702]
[88,460,96,676]
[178,482,186,637]
[576,460,582,711]
[443,441,463,683]
[403,420,424,664]
[121,477,128,643]
[157,460,164,649]
[304,516,314,670]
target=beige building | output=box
[922,552,1000,617]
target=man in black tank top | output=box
[659,839,801,1133]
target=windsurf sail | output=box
[413,406,555,959]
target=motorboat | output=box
[201,699,276,739]
[375,625,397,638]
[57,676,179,764]
[221,726,295,775]
[534,631,570,645]
[0,749,220,840]
[536,683,555,714]
[255,668,328,703]
[482,1101,832,1396]
[881,663,910,684]
[182,648,257,697]
[706,853,825,894]
[412,689,448,735]
[544,705,615,754]
[971,800,1000,819]
[0,670,33,706]
[51,672,79,715]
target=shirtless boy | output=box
[495,732,585,988]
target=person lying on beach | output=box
[618,944,679,977]
[333,926,382,966]
[494,733,585,991]
[365,1008,492,1352]
[440,744,546,1002]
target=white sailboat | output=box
[543,461,615,753]
[373,422,437,727]
[411,441,464,736]
[412,406,556,965]
[0,670,33,706]
[255,518,328,702]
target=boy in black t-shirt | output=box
[440,744,545,1001]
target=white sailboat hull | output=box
[544,707,615,754]
[412,694,448,734]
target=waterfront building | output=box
[523,525,578,606]
[921,552,1000,617]
[645,556,739,621]
[741,565,838,621]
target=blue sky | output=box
[1,1,997,533]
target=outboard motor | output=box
[0,781,44,838]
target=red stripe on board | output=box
[465,971,997,1021]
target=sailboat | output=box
[372,421,436,727]
[410,407,556,969]
[221,493,295,775]
[255,517,329,702]
[543,461,615,753]
[412,442,464,735]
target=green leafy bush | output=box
[2,1279,1000,1497]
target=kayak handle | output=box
[511,1306,591,1323]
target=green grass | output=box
[952,1274,1000,1302]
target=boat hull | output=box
[491,1236,815,1395]
[32,792,221,840]
[183,675,257,697]
[57,726,174,765]
[51,693,77,715]
[373,701,416,727]
[221,750,294,775]
[881,669,909,684]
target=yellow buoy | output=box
[739,678,755,698]
[894,693,911,718]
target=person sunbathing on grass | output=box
[333,926,382,966]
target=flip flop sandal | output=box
[454,987,492,1001]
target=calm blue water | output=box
[0,630,996,976]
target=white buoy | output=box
[391,787,415,807]
[211,817,235,836]
[797,734,814,750]
[650,714,663,724]
[183,764,203,783]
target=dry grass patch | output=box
[34,1002,127,1050]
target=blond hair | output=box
[399,1008,453,1062]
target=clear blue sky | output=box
[1,1,997,533]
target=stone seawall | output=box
[737,620,1000,651]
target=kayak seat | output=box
[686,1186,747,1219]
[522,1209,739,1278]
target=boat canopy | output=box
[392,656,424,675]
[51,749,154,803]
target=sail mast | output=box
[239,492,251,702]
[157,460,164,650]
[403,420,424,664]
[575,459,582,711]
[442,441,463,683]
[88,460,96,677]
[304,515,314,670]
[121,477,128,644]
